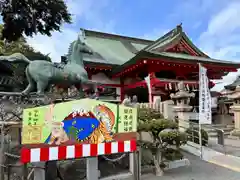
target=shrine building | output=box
[64,24,240,102]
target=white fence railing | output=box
[136,100,176,119]
[136,103,161,111]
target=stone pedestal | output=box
[228,86,240,137]
[170,82,195,132]
[230,103,240,137]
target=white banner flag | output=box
[199,64,212,124]
[145,74,152,103]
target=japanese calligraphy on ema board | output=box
[21,98,137,146]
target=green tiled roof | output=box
[131,42,148,51]
[80,25,240,71]
[144,27,182,51]
[151,51,240,65]
[224,76,240,90]
[84,36,135,65]
[112,50,240,74]
[143,25,208,57]
[81,28,152,66]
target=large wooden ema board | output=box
[20,98,137,163]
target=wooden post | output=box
[129,149,141,180]
[18,127,21,145]
[129,153,134,174]
[133,151,140,180]
[138,148,141,176]
[23,164,28,180]
[86,157,98,180]
[45,161,58,180]
[33,162,45,180]
[0,122,5,180]
[7,164,10,180]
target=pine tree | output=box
[0,0,71,41]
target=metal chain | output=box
[4,152,20,159]
[102,153,127,162]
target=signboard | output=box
[22,98,137,145]
[21,99,137,163]
[199,64,212,124]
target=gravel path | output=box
[127,152,240,180]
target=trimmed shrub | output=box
[137,108,187,176]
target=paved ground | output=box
[208,138,240,157]
[127,152,240,180]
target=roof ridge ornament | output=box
[79,28,86,42]
[170,23,182,37]
[177,23,183,32]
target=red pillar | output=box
[149,72,155,103]
[87,70,92,80]
[120,78,125,102]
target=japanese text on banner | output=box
[199,64,212,124]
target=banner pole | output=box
[145,74,152,104]
[198,63,203,159]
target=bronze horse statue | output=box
[0,34,100,96]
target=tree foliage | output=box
[0,0,71,41]
[0,24,51,88]
[137,108,187,176]
[0,24,50,61]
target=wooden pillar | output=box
[33,162,45,180]
[23,164,28,180]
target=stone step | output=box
[203,124,234,128]
[205,130,233,134]
[203,127,233,137]
[203,126,234,130]
[193,124,234,130]
[227,135,240,140]
[208,132,231,138]
[188,123,234,138]
[205,127,233,132]
[226,125,235,128]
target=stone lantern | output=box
[228,85,240,138]
[170,82,195,111]
[170,81,195,131]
